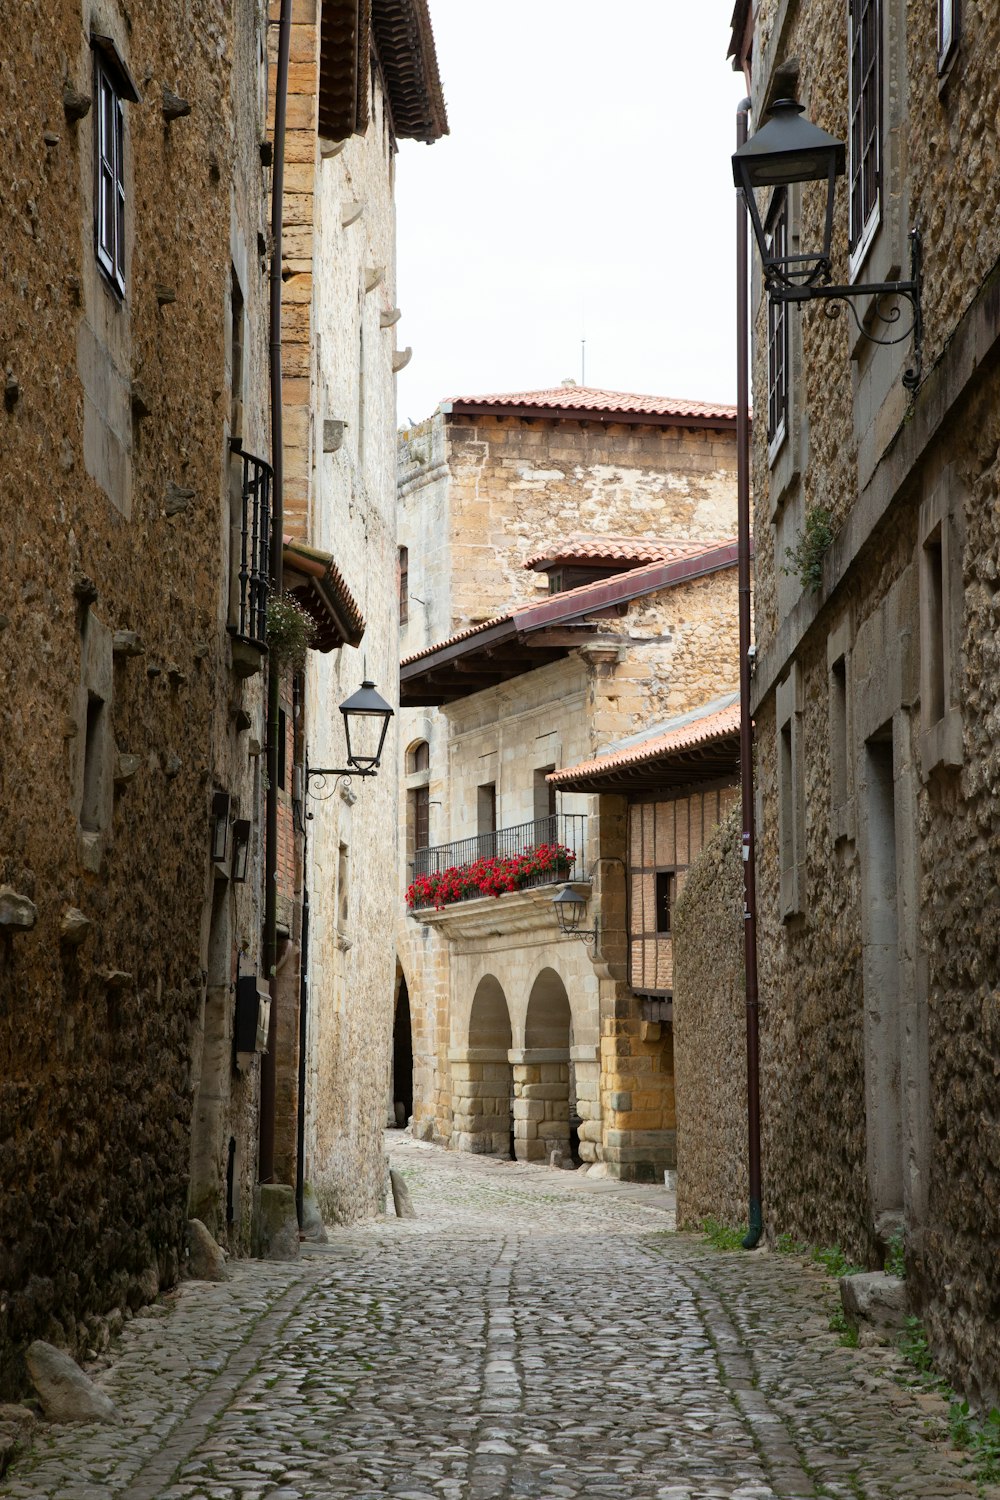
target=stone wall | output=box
[747,0,1000,1407]
[673,806,748,1229]
[0,0,270,1394]
[300,66,401,1226]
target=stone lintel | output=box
[509,1047,567,1066]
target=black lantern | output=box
[211,791,231,865]
[732,97,923,389]
[231,818,252,883]
[339,678,394,774]
[732,99,845,292]
[552,883,591,937]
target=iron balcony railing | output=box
[230,441,272,648]
[409,812,586,909]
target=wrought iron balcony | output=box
[229,442,272,649]
[408,812,586,911]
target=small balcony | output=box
[408,813,586,913]
[229,441,272,654]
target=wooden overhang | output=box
[318,0,448,144]
[549,731,741,794]
[282,538,366,653]
[400,542,741,708]
[443,400,737,432]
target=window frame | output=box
[938,0,959,73]
[848,0,882,276]
[765,188,789,457]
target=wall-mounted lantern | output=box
[231,818,252,883]
[307,678,395,797]
[732,98,923,389]
[552,883,599,945]
[211,791,231,866]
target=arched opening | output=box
[454,975,513,1158]
[521,968,576,1165]
[392,976,414,1127]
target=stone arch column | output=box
[515,968,573,1163]
[450,975,513,1156]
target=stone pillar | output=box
[447,1046,512,1155]
[510,1047,570,1162]
[571,1043,602,1163]
[600,988,676,1182]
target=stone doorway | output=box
[450,975,513,1156]
[392,976,414,1127]
[515,968,573,1164]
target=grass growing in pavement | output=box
[701,1216,747,1250]
[898,1316,1000,1487]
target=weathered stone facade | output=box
[0,0,272,1393]
[731,0,1000,1408]
[265,0,447,1226]
[673,805,748,1229]
[397,393,741,1180]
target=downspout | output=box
[260,0,292,1184]
[295,886,309,1226]
[737,97,763,1250]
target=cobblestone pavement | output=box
[7,1136,994,1500]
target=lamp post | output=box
[306,677,395,794]
[732,98,923,390]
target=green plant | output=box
[899,1315,938,1381]
[783,505,835,591]
[950,1402,1000,1484]
[828,1306,859,1348]
[884,1226,906,1279]
[807,1243,863,1279]
[702,1216,747,1251]
[266,591,315,671]
[776,1230,806,1255]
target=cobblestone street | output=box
[6,1137,992,1500]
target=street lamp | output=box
[211,791,231,866]
[306,677,395,795]
[732,97,922,389]
[551,883,598,946]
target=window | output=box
[655,871,676,935]
[94,54,126,294]
[766,191,788,450]
[477,783,497,838]
[398,546,409,627]
[81,692,107,832]
[938,0,959,72]
[230,269,245,441]
[922,527,945,727]
[918,471,964,774]
[776,666,805,919]
[849,0,881,263]
[409,786,430,855]
[277,708,288,790]
[830,653,849,815]
[533,765,556,829]
[407,739,429,774]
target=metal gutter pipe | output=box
[737,97,764,1250]
[260,0,292,1184]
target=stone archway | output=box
[392,975,414,1127]
[451,975,513,1157]
[516,968,573,1164]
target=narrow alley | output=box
[6,1139,988,1500]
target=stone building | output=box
[707,0,1000,1407]
[0,0,273,1391]
[548,700,741,1180]
[266,0,447,1227]
[395,388,740,1176]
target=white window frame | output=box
[95,56,126,296]
[938,0,959,73]
[848,0,882,278]
[766,189,789,461]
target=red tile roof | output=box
[523,536,725,572]
[548,701,741,787]
[441,386,738,425]
[282,536,366,652]
[400,541,739,668]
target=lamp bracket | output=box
[768,227,923,392]
[305,765,376,801]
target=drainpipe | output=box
[260,0,292,1184]
[295,885,309,1226]
[737,97,763,1250]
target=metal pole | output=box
[737,97,763,1249]
[260,0,292,1185]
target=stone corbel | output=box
[341,200,365,228]
[380,307,401,329]
[392,347,412,373]
[364,266,384,294]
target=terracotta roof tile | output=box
[400,540,739,669]
[283,536,366,651]
[442,386,738,422]
[523,536,725,571]
[548,700,741,785]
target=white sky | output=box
[393,1,747,426]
